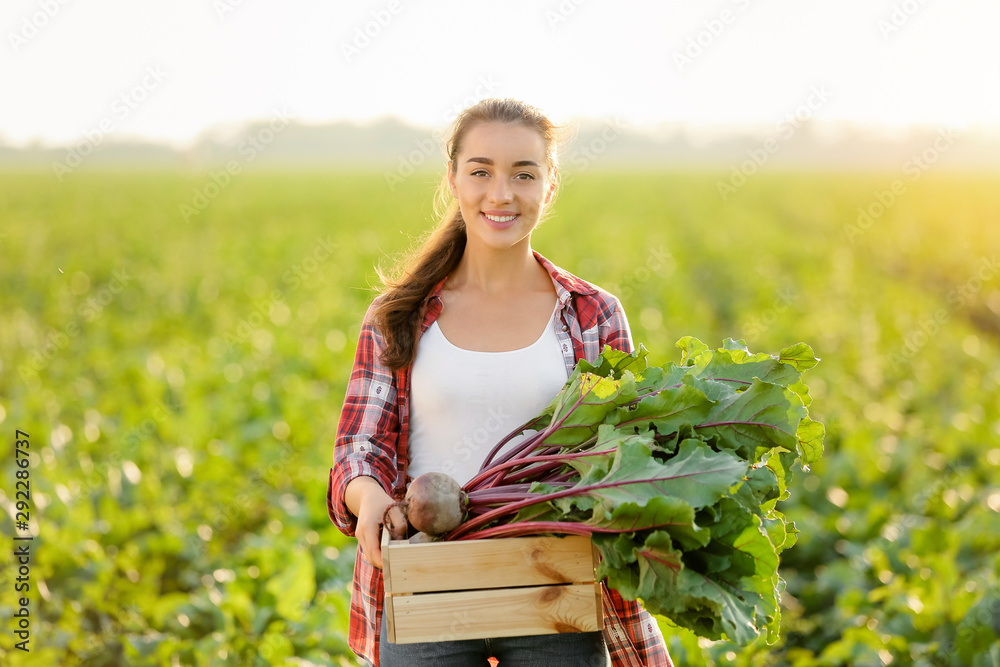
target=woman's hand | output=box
[344,476,404,568]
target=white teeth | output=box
[484,213,517,222]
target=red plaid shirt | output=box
[327,251,673,666]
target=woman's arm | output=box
[328,308,403,567]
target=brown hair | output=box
[369,98,561,370]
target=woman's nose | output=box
[489,177,512,203]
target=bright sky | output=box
[2,0,999,147]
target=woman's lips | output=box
[481,212,519,230]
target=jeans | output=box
[378,611,610,666]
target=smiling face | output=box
[447,122,556,253]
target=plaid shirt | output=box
[327,251,673,667]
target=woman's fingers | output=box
[357,490,395,568]
[384,504,407,540]
[360,521,384,568]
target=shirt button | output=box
[561,325,569,332]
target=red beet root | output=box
[404,472,467,536]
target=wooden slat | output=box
[381,529,396,643]
[389,583,603,644]
[384,534,596,594]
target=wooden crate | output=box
[381,529,603,644]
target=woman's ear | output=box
[544,167,558,204]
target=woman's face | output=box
[447,122,555,253]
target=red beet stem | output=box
[463,447,614,493]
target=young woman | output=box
[327,98,673,666]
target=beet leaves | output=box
[441,337,825,647]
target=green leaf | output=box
[576,344,648,379]
[761,511,793,554]
[576,438,747,511]
[595,532,641,594]
[541,371,640,445]
[697,379,806,460]
[509,498,564,524]
[558,424,626,479]
[688,346,802,389]
[722,338,750,352]
[731,515,780,584]
[683,374,739,404]
[731,517,782,644]
[778,342,820,371]
[590,494,710,550]
[610,381,715,437]
[795,415,825,465]
[676,336,710,366]
[761,448,792,500]
[734,461,781,508]
[265,547,315,622]
[787,379,812,408]
[666,568,760,644]
[634,530,685,597]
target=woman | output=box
[327,98,672,666]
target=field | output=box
[1,168,999,666]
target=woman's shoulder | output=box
[350,294,389,346]
[535,252,624,309]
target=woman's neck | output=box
[446,244,550,295]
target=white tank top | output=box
[408,302,570,486]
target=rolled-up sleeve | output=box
[327,310,401,537]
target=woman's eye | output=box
[471,169,489,177]
[515,173,535,180]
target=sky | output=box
[2,0,999,148]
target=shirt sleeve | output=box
[327,307,401,537]
[599,293,635,355]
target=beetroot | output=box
[403,472,467,536]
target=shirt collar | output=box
[531,250,598,302]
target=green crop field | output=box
[1,169,998,665]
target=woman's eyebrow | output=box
[465,157,540,167]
